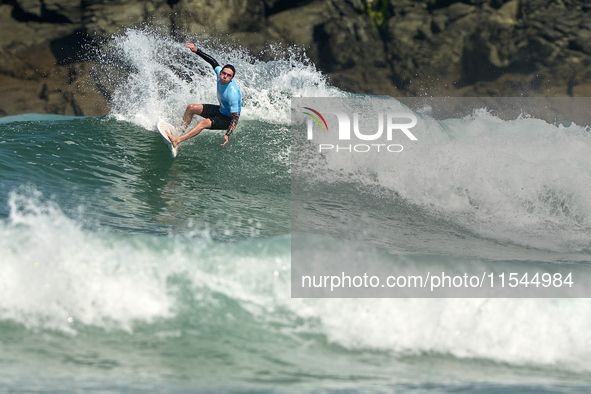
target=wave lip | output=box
[2,188,175,333]
[297,297,591,373]
[1,187,291,334]
[0,114,83,124]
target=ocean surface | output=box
[1,29,591,392]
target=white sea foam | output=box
[289,297,591,372]
[2,189,590,373]
[0,188,287,333]
[1,189,175,333]
[294,98,591,252]
[388,111,591,252]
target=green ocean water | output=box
[0,115,290,237]
[2,29,591,393]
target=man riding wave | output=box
[165,43,242,148]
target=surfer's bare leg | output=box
[166,118,212,148]
[181,104,204,131]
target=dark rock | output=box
[266,0,328,62]
[570,29,591,55]
[315,0,386,72]
[2,0,591,117]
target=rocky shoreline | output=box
[1,0,590,116]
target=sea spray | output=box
[94,28,344,129]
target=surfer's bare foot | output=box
[165,130,180,148]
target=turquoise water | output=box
[2,29,591,392]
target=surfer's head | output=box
[220,64,236,84]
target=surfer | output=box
[165,43,242,148]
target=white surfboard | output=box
[157,120,178,158]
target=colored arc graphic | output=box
[303,107,329,131]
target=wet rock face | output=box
[460,0,591,88]
[1,0,590,116]
[313,0,386,72]
[312,0,591,96]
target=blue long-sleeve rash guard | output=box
[195,48,242,116]
[214,66,242,116]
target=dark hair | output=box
[222,64,236,78]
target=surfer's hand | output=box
[221,135,229,147]
[185,43,197,53]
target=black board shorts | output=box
[201,104,231,130]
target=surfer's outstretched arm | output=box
[185,43,219,71]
